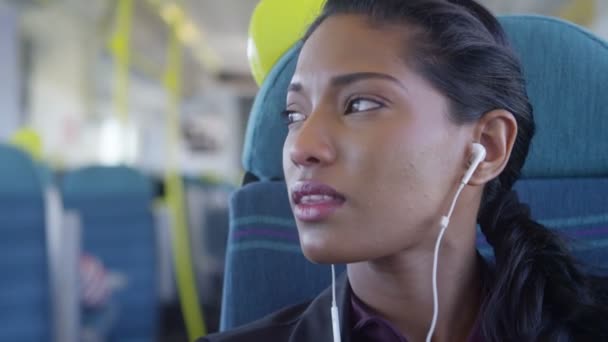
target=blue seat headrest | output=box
[242,15,608,180]
[62,165,152,197]
[0,145,43,195]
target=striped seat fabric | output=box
[220,181,345,330]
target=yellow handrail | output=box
[163,24,208,341]
[108,0,133,123]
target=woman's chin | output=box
[300,236,344,264]
[301,246,338,264]
[299,237,369,265]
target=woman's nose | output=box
[288,113,337,169]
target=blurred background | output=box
[0,0,606,341]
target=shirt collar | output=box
[349,281,485,342]
[351,290,408,342]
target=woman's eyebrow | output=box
[288,72,407,94]
[330,72,407,90]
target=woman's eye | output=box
[345,98,383,114]
[282,110,306,125]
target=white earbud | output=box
[461,143,486,185]
[426,142,487,342]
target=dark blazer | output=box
[198,274,352,342]
[199,258,608,342]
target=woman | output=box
[202,0,608,341]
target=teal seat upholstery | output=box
[222,15,608,330]
[61,166,159,341]
[0,144,51,340]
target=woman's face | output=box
[283,15,473,263]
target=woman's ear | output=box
[467,109,518,186]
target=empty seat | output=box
[0,144,51,341]
[62,166,159,341]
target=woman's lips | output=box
[291,181,346,222]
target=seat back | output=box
[61,166,159,341]
[0,144,51,340]
[185,178,234,330]
[222,15,608,330]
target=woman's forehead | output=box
[294,15,415,86]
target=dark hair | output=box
[304,0,608,340]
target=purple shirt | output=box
[350,290,484,342]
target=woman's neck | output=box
[347,232,482,342]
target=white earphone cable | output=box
[425,181,465,342]
[331,264,341,342]
[426,144,485,341]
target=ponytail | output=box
[478,185,608,340]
